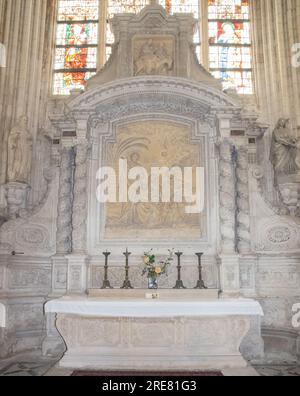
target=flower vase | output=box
[148,276,158,289]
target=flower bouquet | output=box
[142,249,174,289]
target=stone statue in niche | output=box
[134,38,174,76]
[270,118,299,179]
[7,115,33,184]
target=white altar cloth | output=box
[45,297,264,318]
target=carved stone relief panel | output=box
[255,218,299,252]
[133,36,175,76]
[68,265,83,292]
[257,256,300,297]
[53,264,68,291]
[8,267,51,291]
[103,120,206,241]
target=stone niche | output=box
[88,107,217,259]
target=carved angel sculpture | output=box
[7,115,33,184]
[270,118,299,178]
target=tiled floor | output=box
[0,352,299,376]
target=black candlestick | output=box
[194,253,207,289]
[173,252,186,289]
[101,251,113,289]
[121,248,133,289]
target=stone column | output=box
[251,0,300,126]
[217,114,240,297]
[67,139,89,294]
[51,145,74,297]
[236,146,251,254]
[219,139,236,254]
[72,141,89,254]
[56,146,74,255]
[0,0,56,185]
[218,139,240,296]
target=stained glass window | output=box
[158,0,200,57]
[107,1,201,60]
[53,0,99,95]
[208,0,253,94]
[106,1,148,59]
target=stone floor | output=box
[0,352,59,377]
[0,352,299,376]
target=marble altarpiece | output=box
[0,3,299,364]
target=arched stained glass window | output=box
[53,0,100,95]
[208,0,253,94]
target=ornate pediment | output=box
[87,3,221,90]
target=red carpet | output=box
[72,370,223,377]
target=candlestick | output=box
[121,248,133,289]
[101,251,113,289]
[173,251,186,289]
[194,253,207,289]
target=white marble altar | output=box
[45,297,263,370]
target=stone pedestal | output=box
[67,255,88,294]
[219,255,240,297]
[4,182,30,218]
[277,174,300,216]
